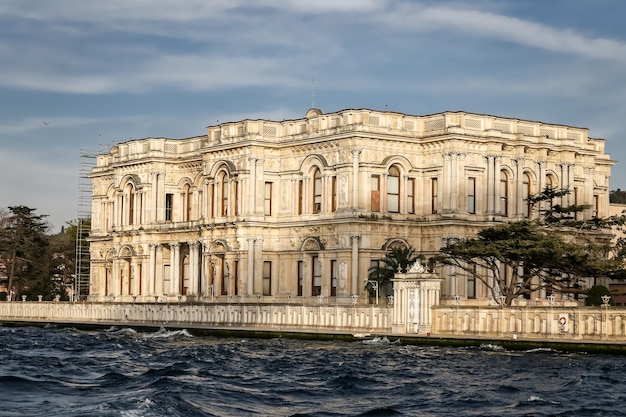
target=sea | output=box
[0,325,624,417]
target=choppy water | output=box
[0,325,625,417]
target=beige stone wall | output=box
[88,108,614,304]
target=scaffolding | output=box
[74,150,96,301]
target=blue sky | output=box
[1,0,626,232]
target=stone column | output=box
[189,242,199,296]
[514,158,523,218]
[538,161,547,218]
[494,156,501,215]
[255,238,263,295]
[322,174,330,213]
[200,241,209,297]
[565,163,573,206]
[304,177,311,214]
[149,243,157,295]
[450,153,459,213]
[486,155,495,215]
[585,167,594,219]
[248,157,257,215]
[247,238,255,295]
[352,149,361,209]
[351,235,360,296]
[381,174,388,212]
[169,243,180,295]
[111,256,119,296]
[150,172,157,223]
[155,245,163,295]
[202,178,209,219]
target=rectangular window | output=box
[500,176,508,217]
[297,260,304,296]
[371,175,380,212]
[388,175,399,213]
[431,178,438,214]
[467,177,476,214]
[407,178,415,214]
[221,180,228,216]
[264,182,272,216]
[313,172,322,214]
[263,261,272,296]
[331,176,337,212]
[312,256,321,296]
[467,265,476,299]
[594,194,599,217]
[330,260,337,296]
[165,193,173,221]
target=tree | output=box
[585,285,615,307]
[0,206,51,300]
[610,189,626,205]
[47,222,81,301]
[435,187,626,306]
[367,246,420,301]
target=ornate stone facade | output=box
[88,108,614,304]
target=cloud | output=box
[2,0,624,97]
[378,4,626,62]
[0,0,383,22]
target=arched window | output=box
[218,172,229,217]
[523,173,531,218]
[219,174,228,216]
[313,168,322,214]
[500,170,509,217]
[387,166,400,213]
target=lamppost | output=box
[366,280,379,305]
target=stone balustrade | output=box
[0,301,391,335]
[434,305,626,341]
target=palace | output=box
[88,108,614,304]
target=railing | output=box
[434,305,626,341]
[0,302,392,335]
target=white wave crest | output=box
[143,327,193,339]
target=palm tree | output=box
[367,246,420,301]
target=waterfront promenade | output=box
[2,300,626,353]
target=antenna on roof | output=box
[312,72,315,108]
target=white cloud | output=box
[378,4,626,62]
[0,0,383,22]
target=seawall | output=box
[2,301,626,354]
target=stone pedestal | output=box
[392,271,442,335]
